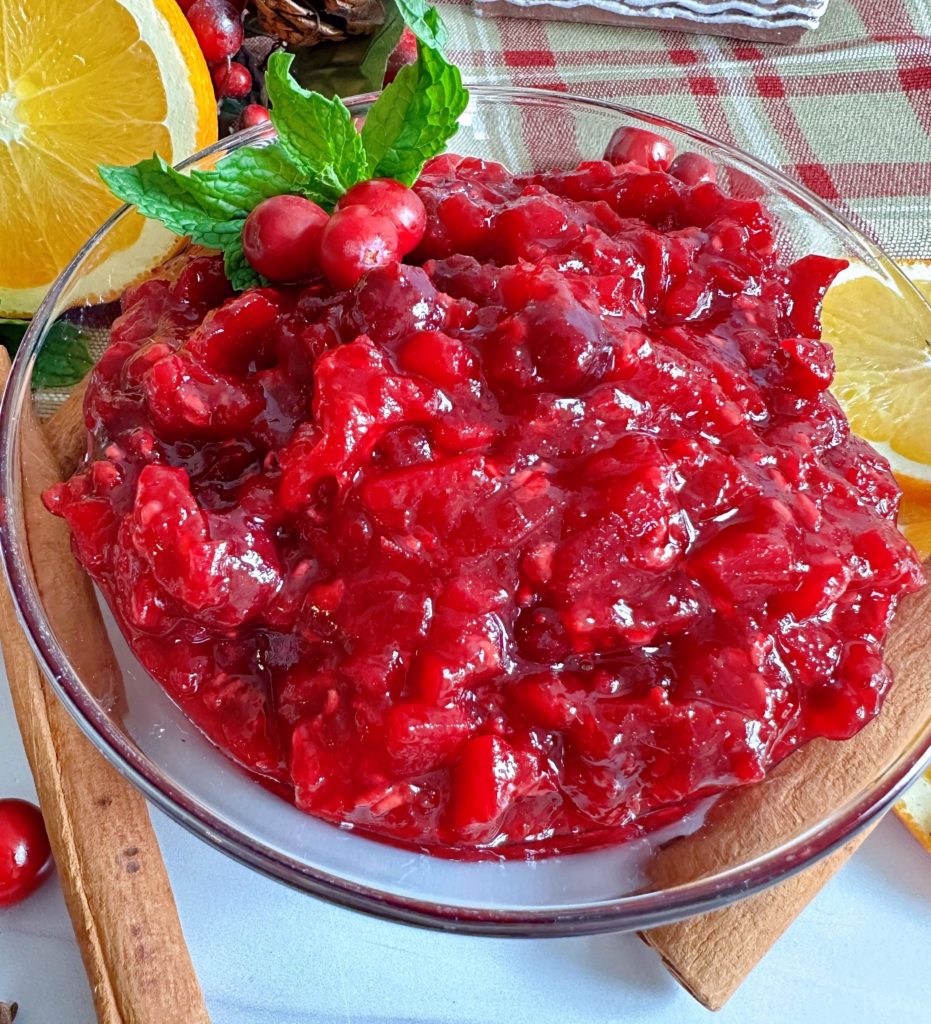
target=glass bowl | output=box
[2,86,930,936]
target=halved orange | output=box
[0,0,217,316]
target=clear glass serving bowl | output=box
[2,87,930,936]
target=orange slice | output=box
[0,0,217,316]
[822,261,931,852]
[822,260,931,558]
[897,767,931,855]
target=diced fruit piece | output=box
[449,736,539,842]
[242,195,329,283]
[397,331,477,387]
[385,703,472,774]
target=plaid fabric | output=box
[440,0,931,257]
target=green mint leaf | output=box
[33,322,95,388]
[194,145,307,210]
[101,155,277,288]
[362,38,468,185]
[1,319,94,388]
[100,156,234,238]
[395,0,447,50]
[264,51,367,195]
[101,150,313,230]
[359,0,404,89]
[222,230,263,292]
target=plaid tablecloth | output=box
[440,0,931,257]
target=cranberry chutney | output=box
[45,137,923,857]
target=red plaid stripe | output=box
[444,0,931,256]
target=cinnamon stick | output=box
[642,573,931,1009]
[0,351,210,1024]
[43,381,87,479]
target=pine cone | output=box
[255,0,385,47]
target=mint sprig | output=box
[394,0,448,50]
[264,54,368,198]
[99,3,468,292]
[363,18,467,185]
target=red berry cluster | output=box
[177,0,270,125]
[242,178,427,288]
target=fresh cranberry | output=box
[0,799,52,907]
[186,0,243,63]
[604,126,676,171]
[384,27,418,85]
[669,151,717,185]
[242,195,329,282]
[211,60,251,99]
[319,206,400,289]
[240,103,270,129]
[337,178,426,255]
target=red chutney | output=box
[45,153,924,856]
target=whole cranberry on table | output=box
[0,799,52,908]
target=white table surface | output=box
[1,665,929,1024]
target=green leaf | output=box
[362,39,468,185]
[0,320,94,388]
[100,156,233,238]
[360,0,404,89]
[264,51,367,194]
[223,229,263,292]
[193,145,308,210]
[33,322,94,388]
[101,153,288,288]
[395,0,447,50]
[290,0,404,100]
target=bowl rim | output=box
[2,83,930,936]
